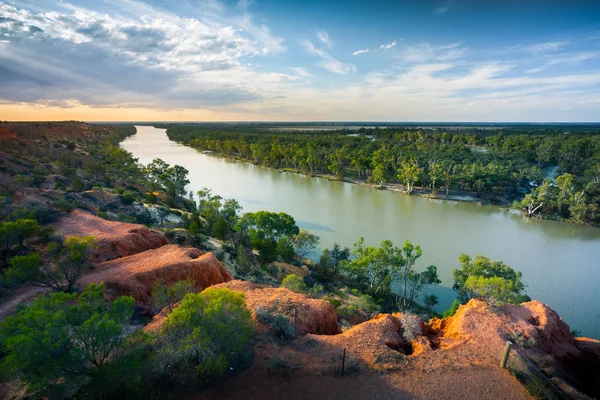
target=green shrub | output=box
[442,300,460,319]
[151,288,255,385]
[145,192,158,204]
[281,274,307,293]
[352,294,379,314]
[56,197,76,212]
[0,283,140,398]
[336,304,360,321]
[120,191,135,205]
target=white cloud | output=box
[0,1,293,108]
[380,40,397,50]
[396,41,467,63]
[526,51,599,73]
[303,40,356,75]
[352,39,400,56]
[434,3,452,15]
[317,30,333,48]
[290,67,312,77]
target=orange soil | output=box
[52,210,168,262]
[82,246,232,303]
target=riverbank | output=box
[277,168,508,205]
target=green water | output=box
[122,126,600,338]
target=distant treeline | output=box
[160,124,600,225]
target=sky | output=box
[1,0,600,122]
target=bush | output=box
[269,314,297,340]
[281,274,307,293]
[151,279,195,315]
[442,300,460,319]
[145,192,158,204]
[120,191,135,205]
[352,294,379,314]
[0,283,140,398]
[56,197,76,212]
[151,288,255,386]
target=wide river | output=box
[122,126,600,338]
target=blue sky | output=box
[1,0,599,121]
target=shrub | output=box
[269,314,297,341]
[120,191,135,205]
[336,304,360,321]
[56,197,76,212]
[151,279,196,315]
[281,274,307,293]
[352,294,379,314]
[145,192,158,204]
[151,288,255,386]
[442,300,460,319]
[0,283,139,398]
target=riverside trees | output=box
[164,124,600,225]
[341,238,440,310]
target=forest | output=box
[161,124,600,226]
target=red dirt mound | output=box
[53,210,168,262]
[81,246,232,304]
[214,280,341,335]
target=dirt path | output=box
[194,362,530,400]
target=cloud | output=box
[396,41,467,63]
[526,51,599,73]
[290,67,312,77]
[522,41,570,55]
[303,40,356,75]
[0,1,293,108]
[317,30,333,48]
[434,2,453,15]
[352,40,400,56]
[380,41,397,50]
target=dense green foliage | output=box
[151,288,255,387]
[237,210,300,263]
[164,124,600,225]
[0,283,143,398]
[341,238,440,310]
[281,274,308,293]
[3,235,96,292]
[453,254,528,304]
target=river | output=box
[121,126,600,338]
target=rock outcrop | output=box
[82,245,232,304]
[214,280,341,335]
[53,210,168,262]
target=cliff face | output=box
[214,280,341,335]
[52,210,168,262]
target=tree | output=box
[10,236,97,292]
[314,244,350,288]
[0,283,140,398]
[151,288,255,385]
[341,238,404,299]
[0,219,40,267]
[237,211,300,263]
[452,254,527,304]
[397,159,423,194]
[292,229,320,260]
[405,265,441,310]
[342,238,439,310]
